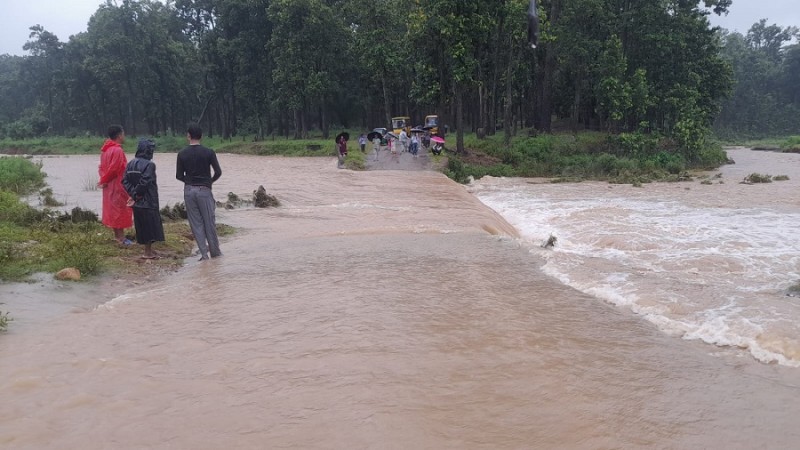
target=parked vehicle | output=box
[391,116,411,135]
[424,115,440,136]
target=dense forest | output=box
[0,0,797,156]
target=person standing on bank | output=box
[176,123,223,260]
[123,138,165,259]
[358,133,367,153]
[97,124,133,246]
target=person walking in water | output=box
[123,138,165,260]
[176,123,223,261]
[97,124,133,246]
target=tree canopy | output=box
[1,0,791,152]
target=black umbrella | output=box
[335,132,350,142]
[410,127,424,133]
[367,131,382,141]
[528,0,540,49]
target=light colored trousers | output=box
[184,185,221,259]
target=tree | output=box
[269,0,349,138]
[22,25,65,133]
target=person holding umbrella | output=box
[335,131,349,168]
[367,130,383,161]
[431,135,445,156]
[336,132,349,157]
[385,131,398,155]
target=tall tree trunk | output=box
[491,13,505,136]
[321,103,329,139]
[477,83,486,139]
[504,48,515,147]
[534,0,560,132]
[456,85,464,154]
[381,71,391,127]
[126,72,136,135]
[293,109,301,139]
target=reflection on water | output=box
[1,154,799,448]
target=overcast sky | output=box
[1,0,799,56]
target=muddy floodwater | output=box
[1,151,799,449]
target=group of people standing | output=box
[359,129,430,161]
[97,123,223,261]
[398,130,421,157]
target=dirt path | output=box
[363,143,447,171]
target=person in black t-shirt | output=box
[176,123,223,260]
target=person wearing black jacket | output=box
[176,123,223,261]
[122,138,165,259]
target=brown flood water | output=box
[1,154,799,449]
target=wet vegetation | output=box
[740,173,790,184]
[0,310,10,331]
[442,131,727,185]
[0,156,45,194]
[781,137,800,153]
[742,173,774,184]
[0,157,234,283]
[0,135,339,157]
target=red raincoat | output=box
[98,139,133,229]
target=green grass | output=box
[714,135,800,152]
[742,173,773,184]
[343,149,367,170]
[0,160,231,282]
[0,133,360,157]
[0,156,46,194]
[0,310,10,331]
[443,131,728,184]
[2,131,731,184]
[0,203,217,282]
[780,136,800,152]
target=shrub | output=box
[39,187,64,207]
[653,151,686,174]
[743,173,772,184]
[0,240,20,267]
[0,190,48,225]
[0,310,11,331]
[343,151,366,170]
[45,230,104,275]
[780,136,800,151]
[596,153,619,175]
[58,207,99,224]
[608,131,659,158]
[695,142,729,169]
[161,202,187,220]
[0,157,46,194]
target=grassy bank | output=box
[0,156,235,284]
[715,135,800,152]
[0,134,345,156]
[2,131,735,185]
[443,131,729,185]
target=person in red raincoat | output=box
[97,125,133,245]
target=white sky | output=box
[0,0,104,55]
[707,0,800,35]
[0,0,798,56]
